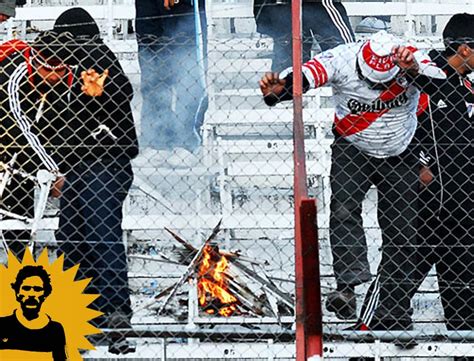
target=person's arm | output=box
[394,45,447,94]
[9,69,60,174]
[260,49,336,106]
[80,54,139,160]
[0,0,16,20]
[415,94,436,187]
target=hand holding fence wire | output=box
[259,72,285,96]
[164,0,178,10]
[50,176,65,198]
[259,72,286,105]
[419,165,434,187]
[393,45,420,75]
[81,68,109,97]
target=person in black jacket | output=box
[356,13,473,345]
[254,0,354,71]
[0,31,76,258]
[52,9,138,354]
[414,13,473,337]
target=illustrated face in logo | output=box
[16,276,47,320]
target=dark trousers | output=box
[136,0,208,151]
[57,160,133,317]
[254,1,355,71]
[412,181,473,331]
[416,217,473,331]
[359,212,473,331]
[2,176,35,259]
[330,137,419,328]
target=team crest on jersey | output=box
[437,99,448,109]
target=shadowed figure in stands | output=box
[355,14,474,361]
[52,7,138,355]
[254,0,354,71]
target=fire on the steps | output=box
[197,244,239,317]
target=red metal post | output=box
[291,0,324,359]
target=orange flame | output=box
[197,245,238,316]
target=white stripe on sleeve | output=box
[8,63,59,172]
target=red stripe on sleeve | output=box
[305,59,328,87]
[302,64,319,86]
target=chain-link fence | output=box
[0,1,472,360]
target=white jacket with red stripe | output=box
[282,42,441,158]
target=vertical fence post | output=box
[291,0,323,359]
[106,0,114,42]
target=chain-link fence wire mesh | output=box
[0,2,472,359]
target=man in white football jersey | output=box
[260,31,445,329]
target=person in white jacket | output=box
[260,30,445,330]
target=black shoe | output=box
[370,317,414,332]
[107,311,135,355]
[326,290,357,320]
[107,311,132,329]
[108,337,136,355]
[89,315,107,329]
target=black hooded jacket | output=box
[414,49,473,223]
[53,7,138,173]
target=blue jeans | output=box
[57,159,133,316]
[254,2,355,71]
[136,0,207,151]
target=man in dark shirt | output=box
[0,265,67,360]
[254,0,355,71]
[411,11,473,337]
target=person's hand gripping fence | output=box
[393,45,420,76]
[164,0,178,10]
[81,68,109,97]
[259,72,286,106]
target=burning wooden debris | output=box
[137,220,294,319]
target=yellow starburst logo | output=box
[0,248,102,360]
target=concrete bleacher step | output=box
[213,87,333,110]
[208,58,272,75]
[207,58,272,90]
[208,36,273,59]
[203,108,334,139]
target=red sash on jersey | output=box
[334,82,407,136]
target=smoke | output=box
[137,12,207,153]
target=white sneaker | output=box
[356,17,391,33]
[132,148,171,168]
[165,147,199,168]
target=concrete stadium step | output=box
[212,87,333,110]
[203,108,334,139]
[208,36,273,59]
